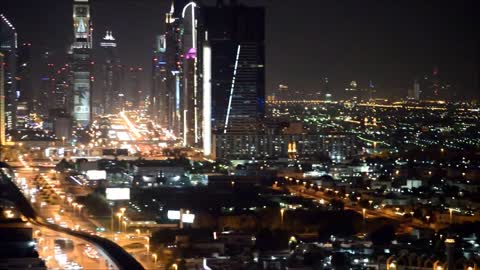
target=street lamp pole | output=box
[449,208,453,224]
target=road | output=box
[12,159,161,269]
[3,163,145,270]
[282,184,433,231]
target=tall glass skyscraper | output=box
[71,0,93,127]
[0,14,17,130]
[203,2,265,134]
[99,30,120,114]
[152,35,169,126]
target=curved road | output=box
[0,169,145,270]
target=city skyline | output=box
[1,1,480,270]
[2,0,478,99]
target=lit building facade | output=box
[16,43,33,129]
[203,3,266,135]
[0,52,5,145]
[214,133,357,161]
[0,14,17,130]
[71,0,93,127]
[36,51,55,118]
[164,3,184,135]
[127,67,144,109]
[151,35,169,126]
[180,2,201,147]
[99,30,121,114]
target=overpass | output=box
[0,167,145,270]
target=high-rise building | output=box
[413,79,421,100]
[36,51,56,118]
[127,67,144,109]
[71,0,93,127]
[99,30,121,114]
[0,52,5,145]
[164,3,184,135]
[181,1,201,146]
[53,64,71,111]
[203,1,266,135]
[0,14,17,130]
[16,43,33,129]
[152,35,169,126]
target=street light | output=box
[145,244,150,255]
[426,215,431,224]
[72,202,78,214]
[145,236,150,245]
[152,253,157,264]
[449,208,453,224]
[136,229,141,235]
[280,208,285,226]
[362,208,366,222]
[116,212,123,232]
[77,204,84,216]
[123,221,128,232]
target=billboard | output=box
[167,210,180,220]
[182,213,195,223]
[167,210,195,223]
[86,170,106,180]
[106,188,130,201]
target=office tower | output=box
[181,1,201,146]
[36,51,56,118]
[345,80,358,100]
[16,43,33,129]
[164,3,183,134]
[413,79,421,100]
[323,77,332,101]
[127,67,143,109]
[0,52,5,145]
[152,35,169,126]
[202,37,212,155]
[99,30,120,114]
[204,1,266,134]
[0,14,17,130]
[71,0,93,127]
[276,84,288,100]
[53,64,71,111]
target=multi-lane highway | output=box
[3,161,145,270]
[280,183,434,231]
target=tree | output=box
[370,224,395,245]
[331,252,349,269]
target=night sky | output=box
[2,0,478,99]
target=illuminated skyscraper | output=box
[0,52,5,145]
[0,14,17,130]
[16,43,33,129]
[181,1,201,146]
[35,51,56,118]
[99,30,121,114]
[203,1,265,134]
[152,35,169,126]
[127,67,144,109]
[71,0,93,127]
[164,3,184,135]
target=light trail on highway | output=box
[119,111,142,140]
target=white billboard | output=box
[182,213,195,224]
[86,170,107,180]
[167,210,181,220]
[167,210,195,224]
[106,188,130,201]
